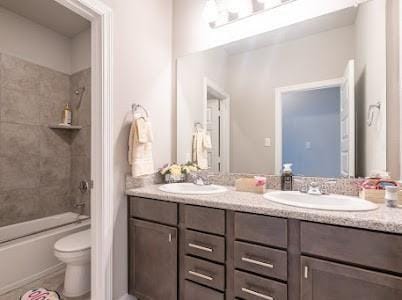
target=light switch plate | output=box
[264,138,271,147]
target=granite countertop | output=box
[126,184,402,234]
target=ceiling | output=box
[223,6,358,55]
[0,0,90,38]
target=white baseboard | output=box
[117,294,136,300]
[0,263,65,295]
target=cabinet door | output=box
[129,219,177,300]
[301,256,402,300]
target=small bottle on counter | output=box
[281,163,293,191]
[385,186,400,208]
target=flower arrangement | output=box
[159,162,200,183]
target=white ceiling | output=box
[224,6,358,55]
[0,0,90,38]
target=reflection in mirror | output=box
[177,0,387,178]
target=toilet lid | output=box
[54,229,90,252]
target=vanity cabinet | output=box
[300,222,402,300]
[128,196,402,300]
[128,197,179,300]
[301,256,402,300]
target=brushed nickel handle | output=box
[304,266,309,279]
[168,234,172,243]
[242,257,274,269]
[188,243,213,252]
[188,270,213,281]
[242,288,274,300]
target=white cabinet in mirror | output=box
[177,0,389,179]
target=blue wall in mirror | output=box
[282,87,341,177]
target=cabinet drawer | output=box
[301,222,402,274]
[184,256,225,291]
[234,241,287,281]
[234,270,287,300]
[129,197,177,226]
[184,280,224,300]
[184,205,225,235]
[235,212,287,248]
[185,230,225,263]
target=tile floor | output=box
[0,269,90,300]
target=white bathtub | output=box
[0,212,90,295]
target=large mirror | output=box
[177,0,388,178]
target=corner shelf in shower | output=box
[48,124,82,130]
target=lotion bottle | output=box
[281,163,293,191]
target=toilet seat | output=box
[54,229,90,252]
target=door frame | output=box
[203,77,230,173]
[53,1,113,299]
[275,78,343,175]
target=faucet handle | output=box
[310,182,319,188]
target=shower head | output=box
[74,87,86,96]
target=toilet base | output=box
[63,263,91,298]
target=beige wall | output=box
[355,0,387,176]
[0,6,90,75]
[177,47,228,164]
[0,6,71,74]
[71,29,91,74]
[96,0,173,298]
[227,26,355,173]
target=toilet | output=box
[54,229,91,298]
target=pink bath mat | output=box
[20,288,60,300]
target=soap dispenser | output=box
[281,163,293,191]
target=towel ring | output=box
[132,103,149,118]
[194,122,203,131]
[367,102,381,127]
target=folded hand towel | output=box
[191,130,211,170]
[128,118,155,177]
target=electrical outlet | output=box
[264,138,271,147]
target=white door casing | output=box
[275,78,345,175]
[207,99,221,172]
[203,78,230,173]
[53,1,113,299]
[340,60,356,177]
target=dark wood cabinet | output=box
[129,219,178,300]
[128,196,402,300]
[301,256,402,300]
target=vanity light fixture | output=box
[204,0,296,28]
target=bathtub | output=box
[0,212,90,295]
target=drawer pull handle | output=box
[188,270,213,281]
[242,288,274,300]
[188,243,213,252]
[242,257,274,269]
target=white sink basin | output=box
[159,183,227,195]
[263,191,378,212]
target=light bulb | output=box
[204,0,219,23]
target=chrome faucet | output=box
[191,173,211,186]
[306,180,337,195]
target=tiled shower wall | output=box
[0,53,91,227]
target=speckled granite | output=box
[126,184,402,234]
[126,173,361,196]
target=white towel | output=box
[128,118,155,177]
[192,130,211,170]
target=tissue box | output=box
[359,188,402,204]
[235,178,266,194]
